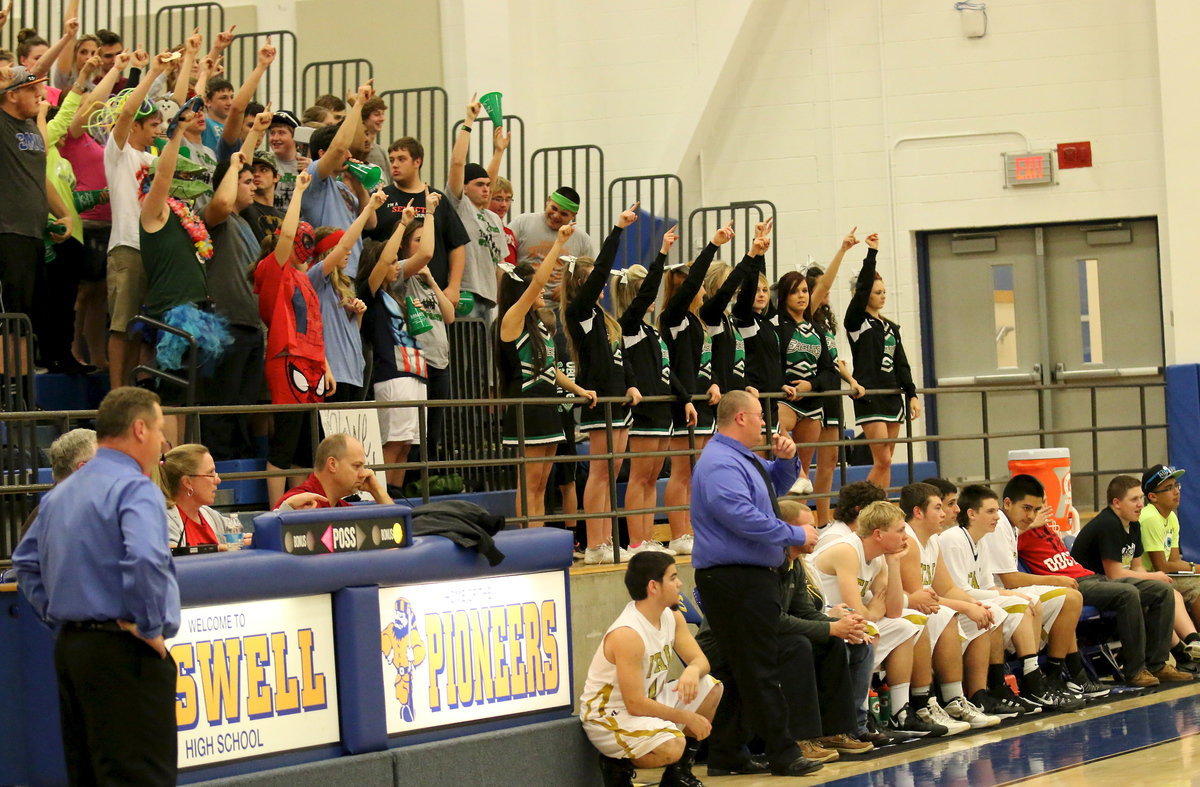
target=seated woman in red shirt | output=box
[159,444,237,549]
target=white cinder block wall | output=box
[441,0,1192,460]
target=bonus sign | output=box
[169,595,340,768]
[378,571,570,734]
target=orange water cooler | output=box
[1007,448,1074,533]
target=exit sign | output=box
[1003,151,1054,186]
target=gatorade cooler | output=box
[1007,448,1073,533]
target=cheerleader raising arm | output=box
[500,222,576,343]
[564,202,638,324]
[617,225,674,336]
[811,226,859,310]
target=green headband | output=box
[549,191,579,212]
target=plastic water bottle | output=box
[225,514,244,551]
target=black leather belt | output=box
[63,620,124,633]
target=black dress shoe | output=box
[706,753,770,776]
[771,755,823,776]
[856,729,893,747]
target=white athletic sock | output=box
[890,682,911,712]
[940,681,965,701]
[1022,656,1039,676]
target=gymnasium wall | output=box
[442,0,1176,378]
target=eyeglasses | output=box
[187,472,219,479]
[491,196,513,203]
[1154,482,1182,493]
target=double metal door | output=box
[923,219,1164,509]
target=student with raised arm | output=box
[844,233,919,489]
[355,193,439,491]
[139,107,229,445]
[104,49,172,390]
[497,222,597,528]
[254,171,329,507]
[214,36,276,161]
[579,552,722,787]
[446,94,507,322]
[560,202,643,564]
[616,226,695,555]
[314,189,384,402]
[658,221,734,555]
[62,51,127,373]
[301,78,376,279]
[812,501,942,738]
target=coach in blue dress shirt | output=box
[14,386,180,786]
[692,389,821,777]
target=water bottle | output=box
[224,513,244,551]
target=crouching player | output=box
[580,552,723,787]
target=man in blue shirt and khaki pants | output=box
[692,389,821,777]
[15,386,180,785]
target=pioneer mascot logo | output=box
[381,597,426,722]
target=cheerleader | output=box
[732,222,783,402]
[615,226,693,555]
[844,233,920,489]
[801,228,869,524]
[657,222,735,553]
[775,256,841,499]
[559,203,643,564]
[498,223,598,527]
[698,241,759,396]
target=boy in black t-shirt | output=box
[1070,475,1189,684]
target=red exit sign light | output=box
[1003,151,1054,186]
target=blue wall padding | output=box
[334,586,389,754]
[1166,364,1200,561]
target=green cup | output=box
[405,297,433,335]
[346,160,383,190]
[479,91,504,126]
[456,290,475,317]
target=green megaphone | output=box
[347,160,383,190]
[479,91,503,125]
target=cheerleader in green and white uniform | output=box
[497,222,597,527]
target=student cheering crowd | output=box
[0,7,923,530]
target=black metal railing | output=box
[529,145,606,238]
[6,0,151,53]
[0,376,1168,564]
[152,1,222,54]
[380,87,449,190]
[450,114,526,205]
[301,58,373,111]
[226,29,296,114]
[607,174,686,268]
[688,201,780,280]
[0,314,37,559]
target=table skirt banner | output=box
[379,571,570,735]
[169,594,340,768]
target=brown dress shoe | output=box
[1126,668,1161,687]
[818,733,874,754]
[1152,664,1195,682]
[798,739,839,763]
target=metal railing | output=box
[529,145,606,238]
[0,375,1168,563]
[0,314,37,559]
[226,29,297,114]
[451,114,526,203]
[6,0,151,53]
[380,87,449,189]
[607,174,686,269]
[152,1,222,54]
[688,201,780,279]
[301,58,374,111]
